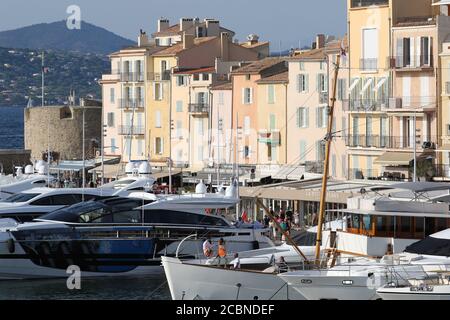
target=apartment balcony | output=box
[343,98,388,112]
[349,168,380,180]
[118,125,145,136]
[351,0,388,8]
[305,161,324,174]
[119,99,145,109]
[319,92,329,105]
[388,55,433,71]
[148,72,171,81]
[258,130,281,146]
[385,96,436,111]
[120,72,145,82]
[345,135,437,150]
[360,58,378,71]
[188,103,209,115]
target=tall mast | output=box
[41,52,45,108]
[314,54,341,265]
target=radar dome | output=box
[195,180,207,194]
[138,161,152,175]
[225,179,238,198]
[24,165,34,175]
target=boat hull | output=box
[377,287,450,300]
[162,256,305,300]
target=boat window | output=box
[37,202,111,222]
[112,210,141,223]
[362,215,371,231]
[31,180,47,185]
[400,217,412,233]
[1,193,40,203]
[30,196,53,205]
[144,210,229,226]
[50,194,79,205]
[79,207,111,223]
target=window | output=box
[317,74,327,92]
[2,193,40,203]
[124,137,131,156]
[218,92,224,105]
[316,141,326,161]
[297,107,309,128]
[245,74,251,81]
[332,154,337,178]
[244,146,250,158]
[299,140,307,163]
[420,36,431,66]
[143,210,228,226]
[197,119,204,135]
[297,74,309,93]
[268,85,275,104]
[269,114,276,130]
[319,61,325,70]
[137,139,143,156]
[155,111,161,128]
[107,112,115,127]
[244,116,251,135]
[197,92,208,105]
[176,120,183,138]
[242,88,253,104]
[193,74,200,81]
[299,61,305,70]
[113,210,141,223]
[362,28,378,70]
[111,138,116,154]
[154,83,163,100]
[155,137,163,155]
[176,100,183,112]
[337,79,346,101]
[316,107,327,128]
[176,76,186,86]
[202,73,210,81]
[110,88,115,104]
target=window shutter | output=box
[316,75,320,91]
[305,108,309,128]
[296,108,300,128]
[409,37,414,67]
[316,108,320,128]
[250,88,253,104]
[397,38,404,67]
[297,75,301,92]
[242,88,246,104]
[305,75,309,92]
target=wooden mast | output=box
[314,54,341,265]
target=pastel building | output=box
[345,0,442,180]
[230,58,288,166]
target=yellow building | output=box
[255,71,288,166]
[346,0,436,180]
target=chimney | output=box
[316,34,326,49]
[158,18,170,32]
[138,30,149,47]
[180,17,194,32]
[183,32,195,50]
[220,32,230,60]
[205,19,220,37]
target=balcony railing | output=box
[120,72,145,82]
[189,103,209,114]
[360,58,378,71]
[351,0,388,8]
[343,98,388,112]
[388,55,433,70]
[386,96,436,110]
[119,99,145,109]
[148,72,171,81]
[349,168,380,180]
[118,125,145,135]
[345,135,437,150]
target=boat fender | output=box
[7,238,15,253]
[252,240,260,250]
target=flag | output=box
[340,39,347,57]
[241,211,248,223]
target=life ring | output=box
[6,238,15,254]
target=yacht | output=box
[0,162,55,200]
[0,183,273,279]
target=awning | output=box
[89,163,125,179]
[373,78,387,92]
[50,161,96,172]
[374,152,416,166]
[152,170,182,179]
[432,1,450,5]
[360,78,373,96]
[348,78,360,91]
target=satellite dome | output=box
[225,179,238,198]
[138,161,152,175]
[37,163,48,175]
[15,167,23,176]
[195,180,207,194]
[24,165,34,175]
[125,163,135,174]
[217,185,225,195]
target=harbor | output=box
[2,0,450,304]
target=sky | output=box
[0,0,347,50]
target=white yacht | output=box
[0,162,55,200]
[0,181,274,279]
